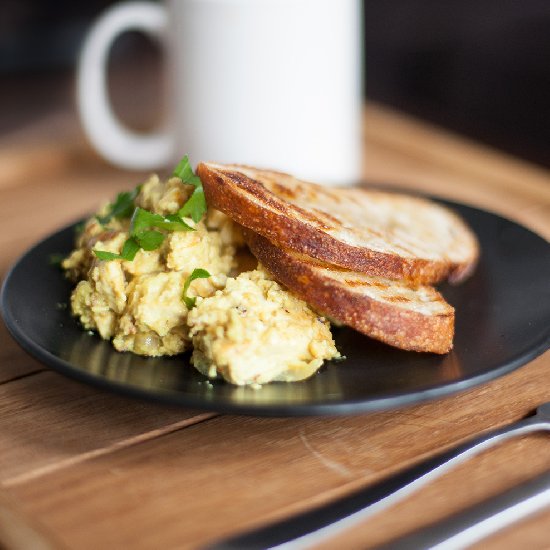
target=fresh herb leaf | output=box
[94,237,140,261]
[181,268,211,308]
[97,185,141,225]
[173,155,201,187]
[93,206,193,262]
[94,250,120,261]
[178,187,206,224]
[93,159,207,263]
[165,213,187,224]
[118,237,141,260]
[135,230,165,251]
[173,156,207,222]
[130,207,193,235]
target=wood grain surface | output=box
[0,103,548,549]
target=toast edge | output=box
[197,162,464,285]
[245,230,455,354]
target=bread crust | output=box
[197,163,479,285]
[245,230,455,354]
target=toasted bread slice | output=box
[245,230,455,354]
[197,162,479,284]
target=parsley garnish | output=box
[93,155,206,262]
[178,187,206,224]
[97,185,141,225]
[94,237,140,261]
[173,156,207,223]
[130,207,193,234]
[134,230,164,251]
[173,156,202,186]
[93,207,194,262]
[181,268,211,308]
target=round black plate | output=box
[2,201,549,416]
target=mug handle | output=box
[77,2,172,169]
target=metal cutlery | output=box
[377,469,550,549]
[208,401,550,550]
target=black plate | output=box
[2,200,549,416]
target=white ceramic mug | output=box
[77,0,362,185]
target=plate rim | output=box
[1,200,549,416]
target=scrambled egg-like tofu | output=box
[64,175,238,356]
[188,269,340,385]
[63,173,340,384]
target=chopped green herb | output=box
[94,206,195,262]
[119,237,141,260]
[173,156,207,223]
[93,250,120,261]
[94,237,140,261]
[178,187,207,224]
[97,185,141,225]
[181,268,211,308]
[93,156,207,263]
[134,230,165,251]
[173,155,202,187]
[130,207,193,235]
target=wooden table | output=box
[0,103,549,549]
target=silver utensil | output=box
[378,470,550,549]
[208,402,550,550]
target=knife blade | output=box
[378,470,550,550]
[205,411,548,550]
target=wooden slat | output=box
[0,323,44,384]
[315,436,550,550]
[0,491,65,550]
[5,353,549,549]
[0,371,214,485]
[0,167,141,275]
[0,146,82,191]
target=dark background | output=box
[2,0,550,169]
[365,0,550,168]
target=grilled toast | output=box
[245,230,455,354]
[197,162,479,284]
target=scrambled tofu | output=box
[188,269,340,385]
[65,175,238,357]
[63,172,340,384]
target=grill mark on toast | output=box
[270,182,298,199]
[312,209,342,228]
[342,279,390,290]
[224,170,332,230]
[385,295,412,303]
[198,162,479,285]
[343,279,369,288]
